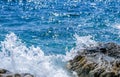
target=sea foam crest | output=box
[74,34,97,49]
[0,32,71,77]
[65,34,97,61]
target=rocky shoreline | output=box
[0,69,34,77]
[67,42,120,77]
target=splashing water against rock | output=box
[0,32,72,77]
[67,42,120,77]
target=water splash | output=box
[0,31,118,77]
[74,34,97,49]
[65,34,97,61]
[113,24,120,29]
[0,32,102,77]
[0,32,72,77]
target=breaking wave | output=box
[0,32,98,77]
[0,32,72,77]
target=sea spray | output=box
[0,33,106,77]
[0,33,102,77]
[0,32,73,77]
[0,31,119,77]
[65,34,98,61]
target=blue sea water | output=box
[0,0,120,77]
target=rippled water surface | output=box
[0,0,120,77]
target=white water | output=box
[65,34,98,61]
[0,32,72,77]
[0,32,98,77]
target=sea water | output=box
[0,0,120,77]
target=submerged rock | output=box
[67,42,120,77]
[0,69,34,77]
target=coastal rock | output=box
[0,69,34,77]
[23,73,34,77]
[0,69,11,74]
[67,42,120,77]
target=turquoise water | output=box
[0,0,120,77]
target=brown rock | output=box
[0,69,34,77]
[15,73,21,77]
[100,71,115,77]
[0,74,4,77]
[6,75,13,77]
[89,68,105,77]
[0,69,10,74]
[67,42,120,77]
[23,73,34,77]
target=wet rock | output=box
[23,73,34,77]
[67,42,120,77]
[100,71,115,77]
[15,73,21,77]
[0,74,4,77]
[0,69,34,77]
[89,68,105,77]
[0,69,11,74]
[6,74,13,77]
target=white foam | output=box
[0,32,72,77]
[0,33,111,77]
[114,24,120,29]
[74,34,97,49]
[52,13,60,17]
[65,34,98,61]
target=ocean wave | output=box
[0,32,98,77]
[0,32,73,77]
